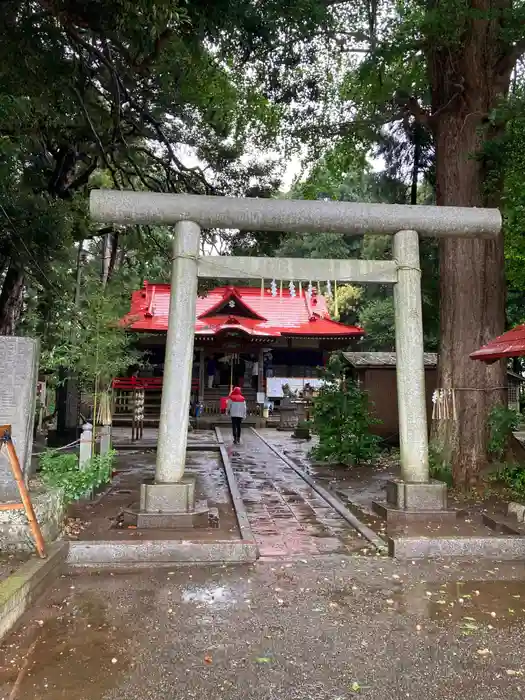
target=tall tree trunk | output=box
[410,127,421,206]
[101,233,112,288]
[428,8,513,487]
[101,231,119,287]
[108,232,119,283]
[0,264,25,335]
[56,241,84,441]
[56,370,80,439]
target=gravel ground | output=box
[3,556,525,699]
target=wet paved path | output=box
[4,559,525,699]
[227,429,365,558]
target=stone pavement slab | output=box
[227,431,371,558]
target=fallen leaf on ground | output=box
[350,682,361,692]
[255,657,272,664]
[477,649,491,656]
[461,622,479,631]
[204,655,212,664]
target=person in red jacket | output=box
[226,386,247,445]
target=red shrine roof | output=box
[122,283,364,339]
[470,324,525,363]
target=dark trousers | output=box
[251,375,258,390]
[231,417,242,442]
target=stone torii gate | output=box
[91,191,501,525]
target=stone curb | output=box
[67,540,258,566]
[251,429,387,553]
[215,427,259,551]
[0,542,67,641]
[390,535,525,559]
[112,442,221,453]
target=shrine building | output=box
[112,281,364,424]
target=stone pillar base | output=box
[372,478,457,522]
[387,478,447,510]
[128,477,211,529]
[140,477,196,512]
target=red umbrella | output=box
[470,324,525,363]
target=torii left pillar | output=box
[138,221,208,527]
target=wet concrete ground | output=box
[67,428,375,555]
[111,427,220,448]
[262,430,511,539]
[3,557,525,699]
[68,450,240,542]
[227,431,370,558]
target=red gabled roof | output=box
[123,283,364,339]
[197,286,266,321]
[470,324,525,363]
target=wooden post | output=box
[258,347,264,394]
[198,348,205,403]
[99,424,112,455]
[0,426,46,558]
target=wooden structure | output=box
[343,352,523,441]
[343,352,438,442]
[113,283,363,425]
[0,425,45,557]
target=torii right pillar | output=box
[378,229,447,518]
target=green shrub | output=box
[488,462,525,500]
[428,441,453,486]
[40,449,116,503]
[488,405,520,461]
[311,354,381,466]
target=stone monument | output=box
[0,337,39,499]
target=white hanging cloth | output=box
[431,388,458,421]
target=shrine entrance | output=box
[91,190,501,521]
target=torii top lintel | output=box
[90,190,501,239]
